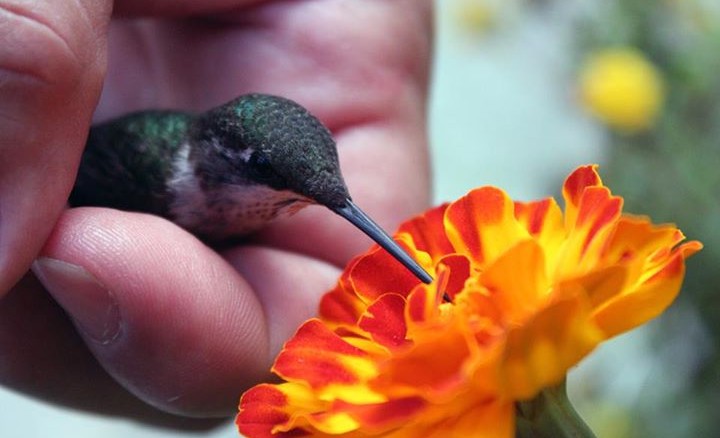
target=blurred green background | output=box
[1,1,717,436]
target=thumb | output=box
[0,0,112,295]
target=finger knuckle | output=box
[0,2,96,87]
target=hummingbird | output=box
[70,93,432,284]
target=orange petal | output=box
[434,398,514,438]
[378,320,480,398]
[445,187,528,265]
[680,240,704,258]
[557,187,623,279]
[603,217,689,278]
[500,297,604,399]
[592,245,697,338]
[452,290,505,350]
[480,239,549,323]
[385,396,514,438]
[327,397,427,433]
[576,187,623,246]
[565,265,628,309]
[405,265,453,326]
[406,283,442,326]
[607,216,680,253]
[514,198,565,259]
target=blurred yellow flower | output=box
[237,165,700,437]
[579,48,665,132]
[453,0,496,34]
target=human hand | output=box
[0,0,431,422]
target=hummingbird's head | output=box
[193,94,350,211]
[191,93,433,284]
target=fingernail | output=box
[32,257,121,344]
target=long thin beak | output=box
[333,200,433,284]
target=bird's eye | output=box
[246,151,288,188]
[248,151,273,176]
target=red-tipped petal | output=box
[274,320,374,387]
[237,384,307,438]
[445,187,527,265]
[563,165,603,213]
[349,242,421,301]
[359,294,409,349]
[398,203,454,259]
[319,285,366,326]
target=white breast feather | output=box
[167,143,311,238]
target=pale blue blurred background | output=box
[2,1,675,437]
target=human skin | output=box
[0,0,431,424]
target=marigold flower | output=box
[237,165,700,437]
[579,48,665,132]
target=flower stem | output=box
[515,380,596,438]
